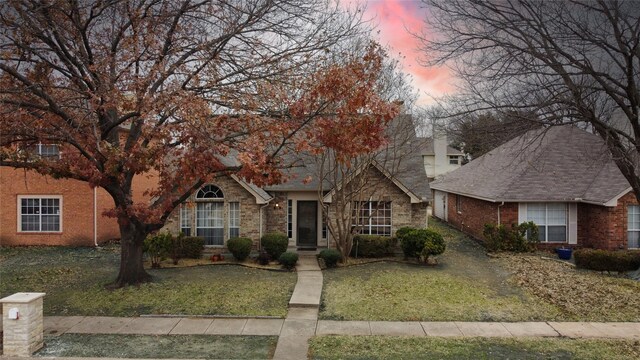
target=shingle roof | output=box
[429,125,632,205]
[264,115,431,201]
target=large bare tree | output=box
[419,0,640,200]
[0,0,399,286]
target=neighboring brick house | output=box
[0,151,157,246]
[430,125,639,250]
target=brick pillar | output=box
[1,292,46,357]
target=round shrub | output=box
[421,231,446,261]
[279,251,299,270]
[227,237,253,261]
[178,236,205,259]
[318,248,342,268]
[261,232,289,260]
[399,228,445,261]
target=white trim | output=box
[518,203,527,224]
[627,205,640,249]
[568,203,578,244]
[17,195,63,233]
[604,187,633,207]
[228,201,240,239]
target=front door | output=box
[297,201,317,248]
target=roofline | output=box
[430,186,622,207]
[603,187,633,207]
[230,175,273,204]
[323,161,423,204]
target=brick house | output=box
[430,125,639,250]
[162,115,430,251]
[2,116,430,250]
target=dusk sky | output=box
[351,0,453,106]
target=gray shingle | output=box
[430,126,632,204]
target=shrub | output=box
[318,249,342,268]
[483,222,539,253]
[178,236,205,259]
[257,250,271,265]
[350,235,397,258]
[227,237,253,261]
[396,226,414,240]
[143,232,173,268]
[261,232,289,260]
[398,228,446,262]
[574,249,640,273]
[421,231,446,261]
[278,251,299,270]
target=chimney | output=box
[434,132,448,175]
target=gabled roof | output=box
[264,114,431,202]
[430,125,632,206]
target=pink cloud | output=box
[346,0,453,104]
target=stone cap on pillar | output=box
[0,292,46,303]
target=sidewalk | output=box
[43,316,640,340]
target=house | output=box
[162,115,431,250]
[2,116,430,250]
[421,135,464,180]
[0,146,156,246]
[430,125,639,250]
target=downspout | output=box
[93,187,98,247]
[497,201,505,225]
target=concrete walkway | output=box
[272,255,323,360]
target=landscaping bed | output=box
[0,246,295,317]
[308,336,640,360]
[36,334,276,359]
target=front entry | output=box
[296,201,318,248]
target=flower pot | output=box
[557,248,572,260]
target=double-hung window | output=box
[195,185,224,246]
[229,202,240,239]
[287,199,293,239]
[352,201,391,236]
[19,196,61,232]
[180,205,192,236]
[628,205,640,249]
[527,203,567,242]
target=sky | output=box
[348,0,453,106]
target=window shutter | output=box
[568,203,578,244]
[518,203,527,224]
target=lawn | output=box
[320,217,640,321]
[36,334,276,359]
[0,246,296,317]
[308,336,640,360]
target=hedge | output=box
[350,235,397,258]
[574,248,640,273]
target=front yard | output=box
[320,217,640,322]
[309,336,640,360]
[0,246,295,317]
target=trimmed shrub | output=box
[483,222,539,253]
[396,226,414,240]
[279,251,299,270]
[398,228,446,262]
[257,250,271,265]
[143,232,173,268]
[574,249,640,273]
[318,249,342,268]
[178,236,205,259]
[227,237,253,261]
[261,232,289,260]
[350,235,397,258]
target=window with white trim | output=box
[449,155,459,165]
[28,144,60,158]
[527,203,567,242]
[287,199,293,239]
[180,205,192,236]
[229,202,240,239]
[195,185,224,246]
[352,201,391,236]
[19,196,61,232]
[628,205,640,249]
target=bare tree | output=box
[419,0,640,200]
[0,0,399,286]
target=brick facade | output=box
[439,190,639,250]
[162,175,265,249]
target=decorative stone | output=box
[1,292,46,357]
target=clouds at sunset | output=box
[345,0,453,104]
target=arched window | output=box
[196,185,224,199]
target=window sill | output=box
[17,231,63,235]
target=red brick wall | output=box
[445,194,500,240]
[578,191,638,250]
[1,167,157,246]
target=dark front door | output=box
[297,201,317,247]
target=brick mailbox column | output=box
[0,292,46,357]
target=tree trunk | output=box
[110,220,152,288]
